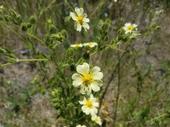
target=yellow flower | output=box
[79,95,99,115]
[123,23,137,34]
[70,7,90,32]
[91,115,102,126]
[72,63,103,94]
[76,125,86,127]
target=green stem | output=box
[0,58,48,68]
[113,45,121,127]
[16,58,48,62]
[26,32,45,45]
[99,43,130,109]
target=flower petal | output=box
[76,23,82,32]
[93,72,103,80]
[83,23,89,30]
[73,80,82,87]
[92,66,101,73]
[70,12,77,20]
[76,63,89,74]
[90,108,98,115]
[72,73,83,87]
[82,106,90,115]
[90,82,100,92]
[72,73,80,79]
[83,17,90,23]
[75,7,84,16]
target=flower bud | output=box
[70,64,76,71]
[29,15,36,24]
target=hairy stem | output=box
[113,47,121,127]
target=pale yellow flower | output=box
[70,43,83,48]
[91,115,102,126]
[83,42,98,48]
[70,42,98,49]
[0,5,4,12]
[0,5,4,9]
[72,63,103,94]
[70,7,90,32]
[79,95,99,115]
[123,23,138,34]
[76,125,86,127]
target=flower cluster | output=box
[70,7,139,127]
[70,7,102,126]
[72,63,103,126]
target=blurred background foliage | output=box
[0,0,170,127]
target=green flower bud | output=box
[47,19,52,24]
[4,15,10,22]
[29,15,36,24]
[15,15,22,25]
[21,23,28,31]
[27,23,32,28]
[70,64,76,71]
[83,52,90,60]
[21,23,31,31]
[49,25,57,33]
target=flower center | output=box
[82,73,93,85]
[77,16,84,25]
[127,25,134,31]
[85,100,93,108]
